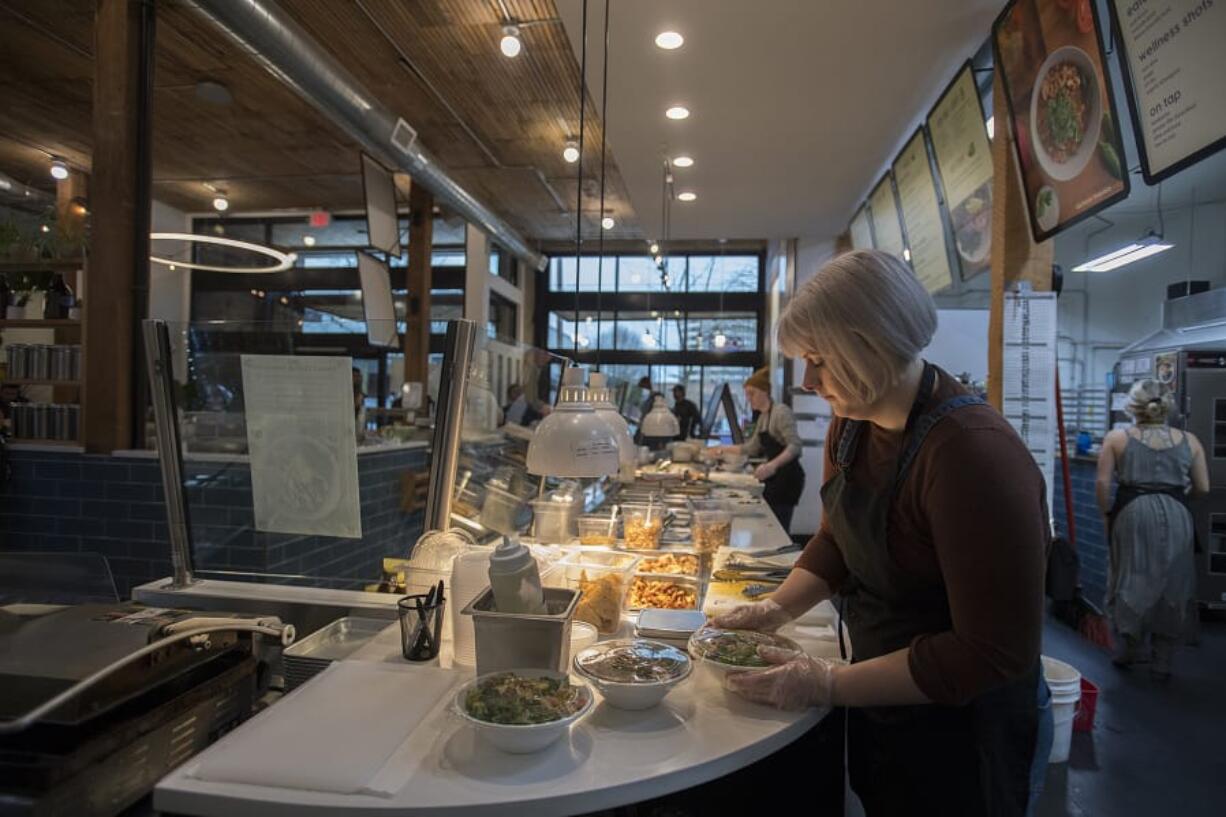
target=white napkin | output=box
[187,662,459,797]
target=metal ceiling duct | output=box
[185,0,547,271]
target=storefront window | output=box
[686,255,759,292]
[551,256,606,291]
[686,312,758,351]
[615,312,684,351]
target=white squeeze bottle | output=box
[487,535,546,614]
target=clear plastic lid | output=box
[687,626,801,670]
[574,639,691,684]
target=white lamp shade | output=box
[641,396,680,438]
[526,367,621,477]
[589,372,638,480]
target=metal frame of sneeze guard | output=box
[424,319,479,533]
[143,319,195,588]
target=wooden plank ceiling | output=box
[0,0,638,242]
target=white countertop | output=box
[155,615,836,817]
[153,488,820,816]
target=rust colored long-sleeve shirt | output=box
[796,368,1049,706]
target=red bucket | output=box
[1073,677,1098,732]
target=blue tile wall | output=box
[1052,457,1108,608]
[1,447,428,599]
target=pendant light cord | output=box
[573,0,588,355]
[595,0,610,364]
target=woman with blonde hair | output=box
[1095,378,1209,679]
[713,249,1052,816]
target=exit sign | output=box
[309,210,331,228]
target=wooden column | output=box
[86,0,150,452]
[404,182,433,386]
[987,71,1054,410]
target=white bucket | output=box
[1042,656,1082,763]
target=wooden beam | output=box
[987,71,1054,410]
[86,0,149,452]
[404,181,432,385]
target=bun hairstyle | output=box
[1126,379,1173,424]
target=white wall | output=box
[1053,197,1226,392]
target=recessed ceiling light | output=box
[49,159,69,181]
[500,25,522,58]
[601,216,615,230]
[672,156,694,168]
[563,141,580,163]
[302,235,316,247]
[655,31,684,50]
[677,191,697,202]
[649,242,660,254]
[665,105,690,120]
[212,195,230,212]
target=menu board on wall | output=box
[892,129,954,294]
[1108,0,1226,184]
[849,205,874,250]
[926,64,994,281]
[993,0,1130,242]
[868,174,906,259]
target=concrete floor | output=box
[1036,615,1226,817]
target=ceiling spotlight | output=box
[672,155,694,168]
[563,141,580,163]
[649,242,660,254]
[714,332,727,349]
[653,254,664,265]
[665,105,690,120]
[169,264,176,271]
[500,25,522,58]
[280,296,290,305]
[677,191,697,202]
[601,216,615,230]
[40,224,50,233]
[302,235,316,247]
[655,31,684,50]
[642,330,657,348]
[902,248,912,262]
[212,195,230,212]
[49,159,69,181]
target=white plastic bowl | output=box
[573,640,692,710]
[454,669,594,754]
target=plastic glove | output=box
[723,647,838,710]
[709,599,793,633]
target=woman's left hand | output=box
[753,462,776,482]
[723,647,839,710]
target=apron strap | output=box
[835,363,939,473]
[894,394,986,489]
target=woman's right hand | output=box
[709,599,793,633]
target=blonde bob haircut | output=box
[778,249,937,405]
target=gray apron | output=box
[820,364,1046,816]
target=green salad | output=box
[691,628,799,668]
[464,673,586,725]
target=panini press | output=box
[0,603,285,817]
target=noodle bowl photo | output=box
[1028,45,1102,182]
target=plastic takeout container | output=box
[453,669,594,754]
[532,498,579,543]
[573,639,692,710]
[621,503,665,550]
[557,550,640,634]
[577,514,621,546]
[692,508,732,553]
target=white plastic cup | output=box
[1042,656,1082,763]
[451,550,493,667]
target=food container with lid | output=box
[621,502,665,550]
[454,669,594,754]
[531,497,580,543]
[557,549,640,634]
[687,625,802,674]
[573,639,692,710]
[634,550,704,578]
[692,507,733,553]
[480,483,530,535]
[635,608,708,641]
[576,513,621,546]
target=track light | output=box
[601,216,615,230]
[500,25,522,58]
[212,195,230,212]
[563,141,580,163]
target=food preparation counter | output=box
[154,615,838,817]
[153,488,820,816]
